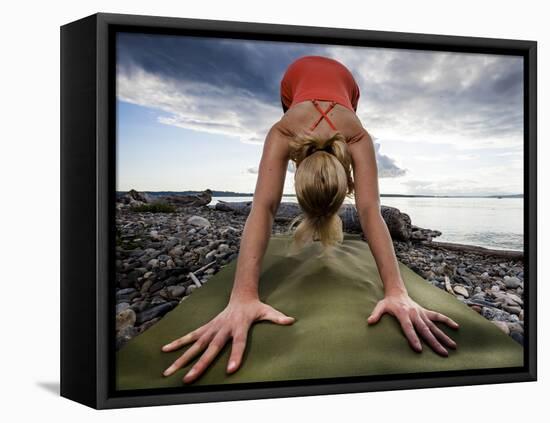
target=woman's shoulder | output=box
[280,102,366,145]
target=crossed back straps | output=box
[309,99,337,131]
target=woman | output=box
[161,55,460,384]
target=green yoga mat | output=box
[116,233,523,390]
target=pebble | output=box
[135,303,175,325]
[470,305,482,313]
[116,302,130,314]
[491,321,510,335]
[503,276,522,289]
[502,304,522,315]
[116,193,525,349]
[167,285,187,298]
[187,215,211,228]
[453,285,469,298]
[507,322,524,334]
[116,308,136,332]
[481,306,512,322]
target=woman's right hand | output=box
[161,297,296,384]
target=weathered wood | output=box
[428,240,523,260]
[162,189,212,207]
[444,275,454,295]
[214,200,415,241]
[118,189,154,205]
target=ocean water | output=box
[209,196,524,252]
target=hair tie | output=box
[313,145,333,154]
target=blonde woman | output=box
[161,55,460,384]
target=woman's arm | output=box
[348,130,406,296]
[161,123,296,384]
[230,123,292,301]
[348,127,459,356]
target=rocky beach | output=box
[115,189,525,350]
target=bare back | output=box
[275,100,366,151]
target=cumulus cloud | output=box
[373,141,407,178]
[116,33,523,195]
[246,143,402,179]
[116,34,410,176]
[117,62,279,144]
[327,47,523,150]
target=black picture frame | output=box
[60,12,537,409]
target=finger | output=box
[397,314,422,352]
[162,325,207,352]
[422,314,457,350]
[412,313,448,357]
[425,310,460,330]
[163,331,214,377]
[258,306,295,325]
[227,329,249,374]
[183,331,230,384]
[367,301,386,325]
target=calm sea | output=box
[210,196,524,252]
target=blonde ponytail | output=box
[286,131,355,255]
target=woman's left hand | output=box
[367,292,460,356]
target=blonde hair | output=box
[286,131,355,255]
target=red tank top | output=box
[280,55,360,131]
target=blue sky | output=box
[116,32,524,196]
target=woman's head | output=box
[287,131,354,254]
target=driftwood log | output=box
[118,189,154,204]
[119,189,523,258]
[428,240,523,260]
[215,200,423,242]
[162,189,213,207]
[215,200,523,258]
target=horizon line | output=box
[116,189,523,199]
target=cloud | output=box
[373,141,407,177]
[246,143,402,178]
[117,34,408,169]
[117,63,279,144]
[116,33,523,195]
[246,161,296,175]
[326,47,523,150]
[401,178,519,196]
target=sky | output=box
[116,32,524,196]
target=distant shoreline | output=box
[116,190,524,199]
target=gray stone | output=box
[507,322,524,334]
[187,215,211,228]
[453,285,469,298]
[136,303,175,325]
[503,276,522,289]
[502,304,522,315]
[205,250,217,260]
[481,306,511,322]
[151,296,167,305]
[116,308,136,332]
[217,243,230,253]
[509,314,520,322]
[116,302,130,314]
[167,285,187,298]
[505,292,523,306]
